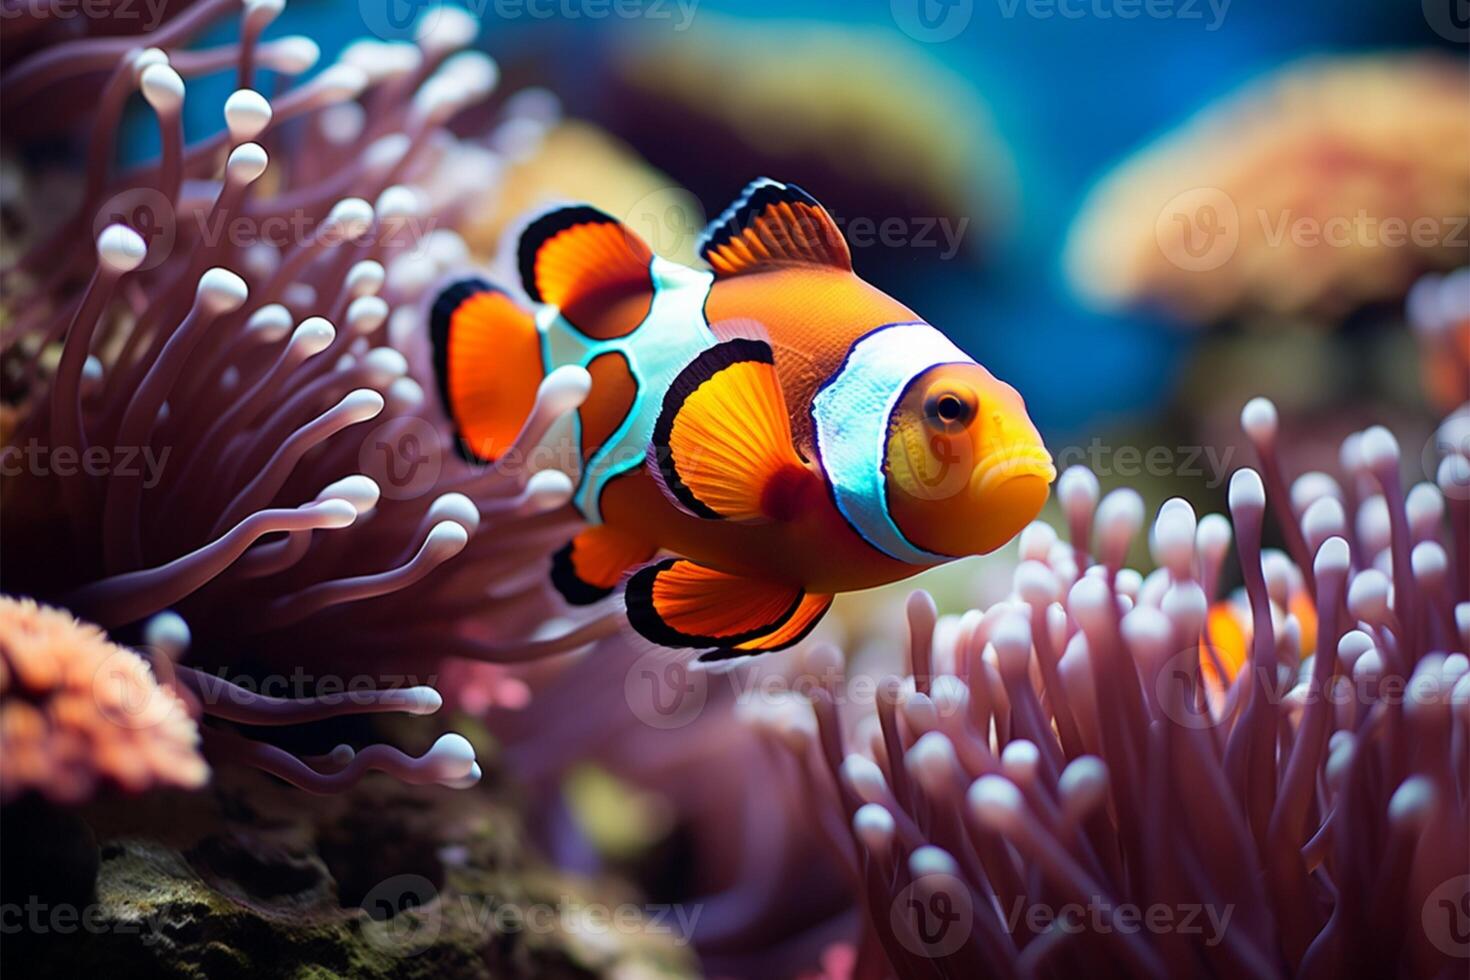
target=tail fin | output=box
[429,277,545,463]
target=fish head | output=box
[883,361,1054,558]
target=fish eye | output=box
[923,388,975,429]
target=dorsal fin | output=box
[698,178,852,278]
[517,204,655,338]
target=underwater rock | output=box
[1,763,699,980]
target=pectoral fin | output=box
[550,525,658,606]
[646,337,818,523]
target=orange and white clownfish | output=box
[429,178,1055,663]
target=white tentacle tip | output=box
[400,686,444,715]
[291,316,337,356]
[841,753,888,804]
[1359,425,1401,471]
[523,469,574,512]
[318,474,381,514]
[311,64,369,102]
[226,142,269,184]
[224,89,273,141]
[346,296,389,335]
[425,520,470,557]
[346,260,386,297]
[1056,465,1100,517]
[143,611,191,657]
[852,803,895,853]
[1240,397,1278,444]
[264,36,320,74]
[428,492,479,534]
[97,224,147,273]
[322,197,374,241]
[423,733,479,788]
[196,267,249,314]
[416,5,480,53]
[140,64,185,112]
[990,614,1033,676]
[908,845,959,878]
[246,303,293,340]
[967,774,1025,832]
[1228,468,1266,513]
[1313,536,1351,577]
[314,498,360,528]
[339,388,387,421]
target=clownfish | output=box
[429,178,1054,663]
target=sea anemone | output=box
[732,400,1469,977]
[0,0,612,799]
[0,595,208,803]
[1065,55,1470,324]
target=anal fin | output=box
[551,525,657,606]
[626,559,801,648]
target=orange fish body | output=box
[430,179,1054,661]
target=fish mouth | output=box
[972,445,1057,497]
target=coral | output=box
[734,399,1469,977]
[0,595,207,804]
[1066,55,1470,323]
[0,0,616,798]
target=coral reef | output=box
[1066,55,1470,323]
[0,596,207,803]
